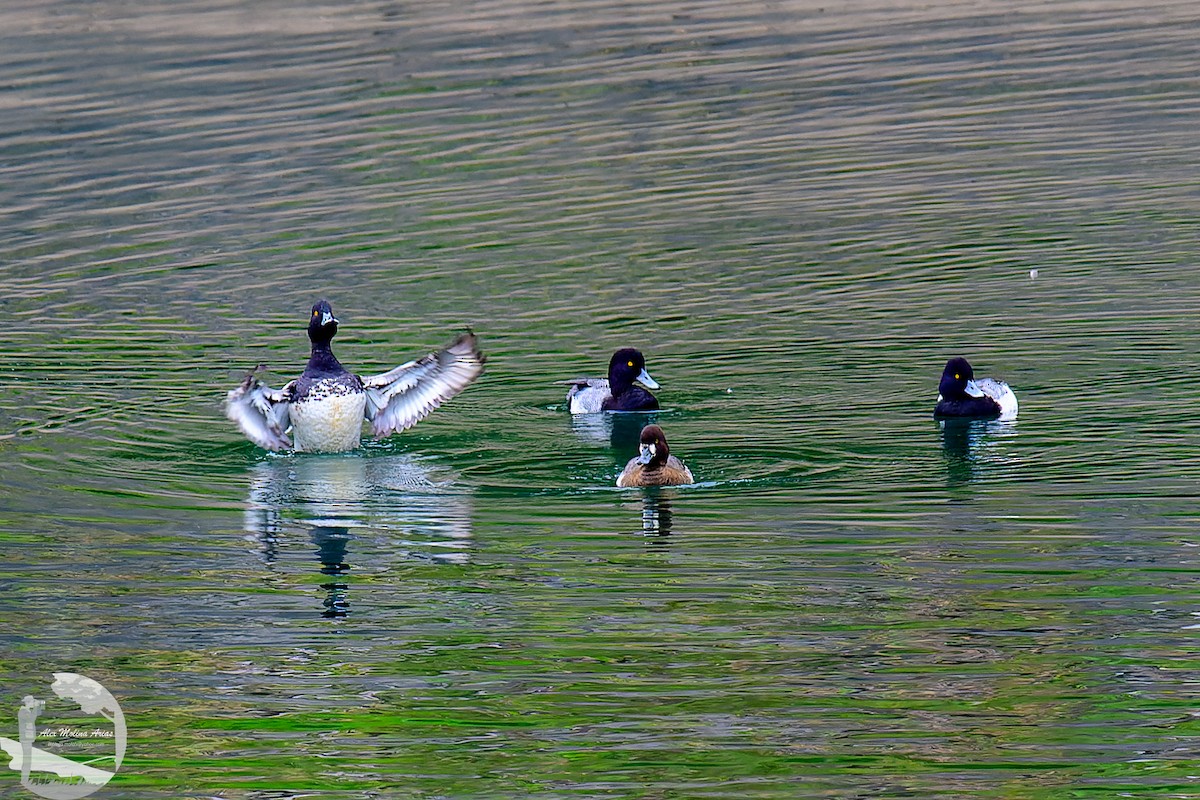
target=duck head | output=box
[608,348,659,394]
[635,424,670,469]
[939,356,985,400]
[308,299,339,345]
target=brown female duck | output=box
[616,424,694,487]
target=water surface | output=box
[1,1,1198,797]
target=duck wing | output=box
[361,331,485,437]
[976,378,1019,421]
[557,377,609,413]
[225,366,294,451]
[666,456,695,484]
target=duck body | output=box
[285,328,369,452]
[289,376,367,453]
[933,357,1018,421]
[565,348,660,414]
[616,455,693,488]
[568,381,659,413]
[225,300,485,453]
[616,424,694,487]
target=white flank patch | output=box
[567,381,609,414]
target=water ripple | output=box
[2,1,1199,796]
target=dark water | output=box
[1,1,1198,797]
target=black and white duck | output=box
[225,300,484,452]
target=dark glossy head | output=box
[636,424,670,469]
[608,348,659,394]
[308,299,339,345]
[938,356,984,401]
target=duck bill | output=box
[321,311,338,326]
[965,379,985,398]
[637,443,656,465]
[636,368,660,390]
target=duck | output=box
[562,348,660,414]
[934,356,1018,421]
[225,300,485,452]
[616,424,694,487]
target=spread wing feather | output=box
[362,332,485,437]
[225,366,294,451]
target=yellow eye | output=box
[312,310,318,317]
[627,360,634,368]
[954,373,960,380]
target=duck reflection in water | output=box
[568,410,653,450]
[243,453,474,617]
[939,418,1020,486]
[623,488,676,538]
